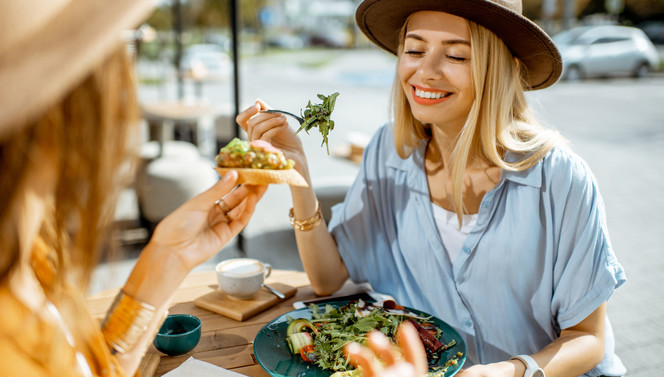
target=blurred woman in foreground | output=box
[0,1,265,376]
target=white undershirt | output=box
[431,203,478,264]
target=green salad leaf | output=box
[297,92,339,155]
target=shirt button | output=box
[462,246,471,254]
[482,201,492,209]
[465,320,473,328]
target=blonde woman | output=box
[0,1,265,376]
[238,0,626,376]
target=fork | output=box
[261,109,304,125]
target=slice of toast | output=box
[215,167,308,187]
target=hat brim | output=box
[0,0,154,138]
[356,0,562,90]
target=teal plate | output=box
[253,301,466,377]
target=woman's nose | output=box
[418,52,444,80]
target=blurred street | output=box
[95,49,664,376]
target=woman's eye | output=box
[404,50,423,56]
[447,55,468,62]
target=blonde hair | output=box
[391,18,563,223]
[0,46,139,365]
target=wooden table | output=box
[87,270,369,377]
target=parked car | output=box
[552,25,660,80]
[180,44,231,81]
[264,33,306,50]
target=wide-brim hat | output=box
[356,0,562,90]
[0,0,155,139]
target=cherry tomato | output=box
[300,345,316,362]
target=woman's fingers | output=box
[236,102,261,132]
[246,112,289,142]
[395,322,428,376]
[366,330,400,366]
[344,323,428,377]
[220,184,267,221]
[345,341,382,377]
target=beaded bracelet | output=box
[288,201,322,231]
[101,290,156,354]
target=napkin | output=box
[162,357,246,377]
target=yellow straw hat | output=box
[356,0,562,90]
[0,0,155,139]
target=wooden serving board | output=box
[193,283,296,321]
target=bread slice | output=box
[214,167,308,187]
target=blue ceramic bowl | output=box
[153,314,201,356]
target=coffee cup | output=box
[215,258,272,299]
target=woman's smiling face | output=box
[398,11,474,132]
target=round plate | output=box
[253,301,466,377]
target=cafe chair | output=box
[135,140,218,232]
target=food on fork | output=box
[296,92,339,155]
[214,138,308,187]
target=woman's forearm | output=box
[122,241,190,307]
[462,303,606,377]
[113,298,171,377]
[290,185,348,295]
[110,243,191,376]
[533,303,606,377]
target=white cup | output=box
[215,258,272,299]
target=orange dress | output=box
[0,239,131,377]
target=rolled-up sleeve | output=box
[548,150,626,329]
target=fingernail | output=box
[345,342,361,354]
[222,171,235,182]
[369,331,389,346]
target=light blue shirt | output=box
[328,125,626,376]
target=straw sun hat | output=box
[356,0,562,90]
[0,0,155,139]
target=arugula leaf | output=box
[296,92,339,155]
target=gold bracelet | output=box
[289,201,322,231]
[101,290,156,354]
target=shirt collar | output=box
[501,151,543,188]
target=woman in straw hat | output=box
[239,0,626,375]
[0,1,266,376]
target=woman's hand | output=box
[344,321,428,377]
[150,170,267,271]
[237,99,310,180]
[116,171,265,375]
[124,171,266,307]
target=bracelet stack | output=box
[101,290,156,354]
[289,201,323,231]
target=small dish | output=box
[153,314,202,356]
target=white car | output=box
[180,44,231,81]
[553,25,660,80]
